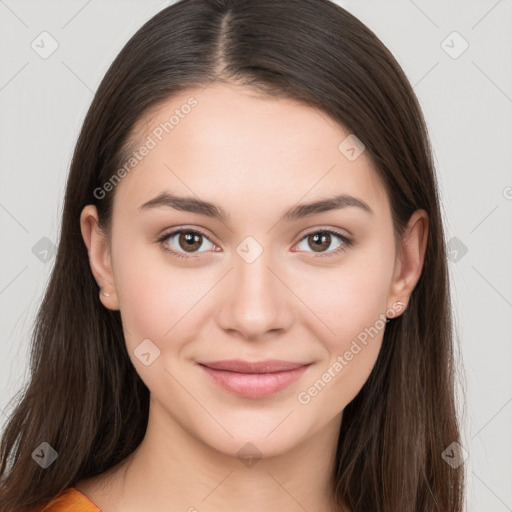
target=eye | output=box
[157,229,218,259]
[293,229,352,258]
[157,227,352,260]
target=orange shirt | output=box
[36,487,100,511]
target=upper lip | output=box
[199,359,310,374]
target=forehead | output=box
[113,82,389,220]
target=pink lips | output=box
[198,359,311,398]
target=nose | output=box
[216,249,295,341]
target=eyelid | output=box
[295,225,351,242]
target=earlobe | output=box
[80,205,119,310]
[387,209,429,315]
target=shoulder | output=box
[33,487,101,512]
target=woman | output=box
[0,0,465,510]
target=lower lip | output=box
[199,364,310,398]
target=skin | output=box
[78,82,428,512]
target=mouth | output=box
[198,359,312,398]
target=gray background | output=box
[1,1,511,510]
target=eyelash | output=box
[157,227,353,260]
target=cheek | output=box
[295,242,394,404]
[302,243,394,345]
[111,236,186,351]
[112,235,223,368]
[296,277,387,413]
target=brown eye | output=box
[295,229,352,257]
[159,229,216,257]
[178,232,203,252]
[307,232,332,252]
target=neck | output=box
[105,396,344,512]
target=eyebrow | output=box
[138,191,374,222]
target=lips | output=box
[198,359,311,398]
[200,359,308,373]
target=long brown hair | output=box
[0,0,465,510]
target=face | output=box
[81,82,426,460]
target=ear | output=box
[80,205,119,310]
[387,209,428,316]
